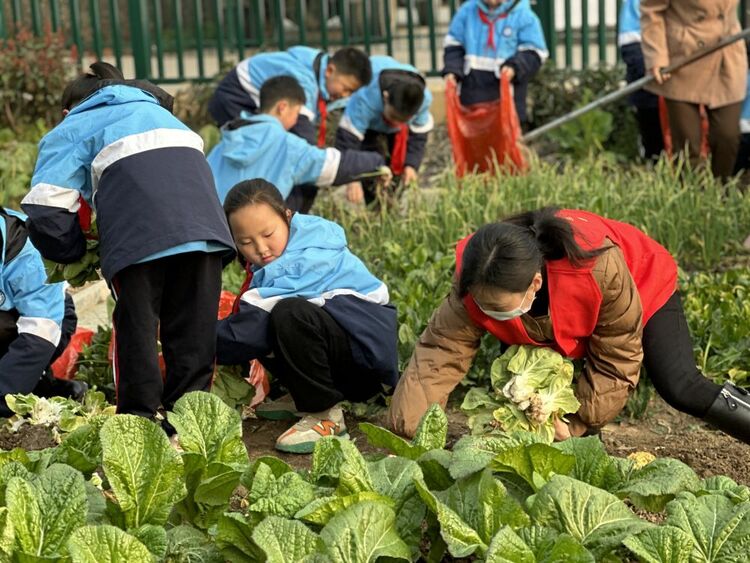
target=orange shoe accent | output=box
[313,420,339,436]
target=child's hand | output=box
[346,181,365,204]
[500,66,516,81]
[444,73,457,84]
[402,166,418,186]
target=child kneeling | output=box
[216,179,398,453]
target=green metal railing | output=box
[1,0,748,83]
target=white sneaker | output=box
[255,393,300,420]
[275,405,348,454]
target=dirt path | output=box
[242,396,750,486]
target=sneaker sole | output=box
[275,432,350,454]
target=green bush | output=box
[0,120,46,210]
[0,26,77,130]
[528,64,640,161]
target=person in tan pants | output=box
[640,0,748,179]
[387,208,750,445]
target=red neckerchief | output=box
[383,116,409,176]
[317,94,327,148]
[232,264,254,314]
[478,7,509,49]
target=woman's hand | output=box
[651,67,671,84]
[553,416,572,441]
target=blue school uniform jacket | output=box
[618,0,641,47]
[617,0,658,109]
[741,75,750,134]
[0,208,72,392]
[216,213,398,387]
[207,113,385,202]
[208,46,329,142]
[21,84,234,283]
[442,0,547,119]
[335,56,434,170]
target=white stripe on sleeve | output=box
[22,184,81,212]
[17,316,62,347]
[316,148,342,187]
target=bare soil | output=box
[0,424,57,451]
[242,396,750,485]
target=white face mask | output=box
[478,288,535,321]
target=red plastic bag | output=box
[50,327,94,380]
[446,73,527,177]
[218,290,236,320]
[658,96,710,158]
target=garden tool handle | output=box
[522,27,750,144]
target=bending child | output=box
[207,76,390,204]
[335,56,434,203]
[0,207,86,414]
[216,179,398,453]
[22,62,235,431]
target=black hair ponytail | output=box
[61,61,124,110]
[458,207,606,297]
[223,178,290,224]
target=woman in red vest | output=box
[387,207,750,443]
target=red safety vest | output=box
[455,209,678,358]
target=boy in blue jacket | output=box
[442,0,547,122]
[207,76,388,204]
[209,46,372,144]
[21,62,235,429]
[0,207,85,416]
[335,56,434,202]
[618,0,663,160]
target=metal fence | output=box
[1,0,748,83]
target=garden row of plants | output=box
[2,389,749,562]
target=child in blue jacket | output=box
[207,76,388,204]
[618,0,664,160]
[209,46,372,144]
[216,179,398,453]
[21,62,235,429]
[335,56,434,202]
[442,0,547,122]
[0,207,85,416]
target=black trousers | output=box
[634,106,665,161]
[642,292,721,417]
[111,251,222,417]
[262,298,382,413]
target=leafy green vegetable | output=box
[211,365,255,412]
[358,403,448,463]
[529,475,651,558]
[251,516,322,562]
[491,442,576,491]
[6,463,87,559]
[664,493,750,562]
[168,392,248,529]
[623,525,694,563]
[311,500,411,562]
[247,462,316,518]
[416,468,530,558]
[66,524,153,562]
[100,415,186,528]
[215,512,264,562]
[461,346,580,442]
[617,458,701,513]
[485,525,595,563]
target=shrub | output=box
[0,26,78,130]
